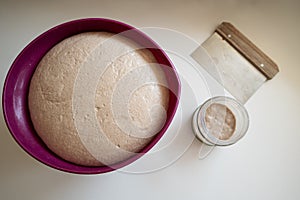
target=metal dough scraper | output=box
[191,22,279,104]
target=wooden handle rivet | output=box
[227,34,232,38]
[260,63,264,67]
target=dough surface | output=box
[28,32,169,166]
[204,103,236,140]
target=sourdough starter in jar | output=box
[192,96,249,146]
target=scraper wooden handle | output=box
[216,22,279,80]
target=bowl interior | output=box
[2,18,180,174]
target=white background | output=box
[1,0,300,199]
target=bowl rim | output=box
[2,18,181,174]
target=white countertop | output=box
[1,0,300,199]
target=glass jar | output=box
[192,96,249,146]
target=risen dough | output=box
[28,32,169,166]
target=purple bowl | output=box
[2,18,180,174]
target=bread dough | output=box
[28,32,169,166]
[204,103,236,140]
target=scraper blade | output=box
[191,22,279,104]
